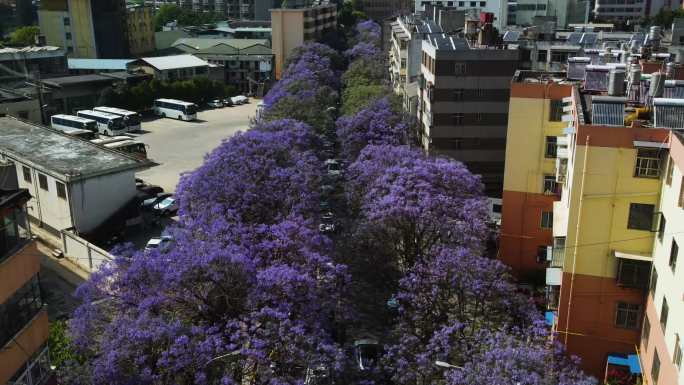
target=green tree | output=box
[154,4,183,31]
[341,84,391,115]
[342,58,386,88]
[49,320,80,369]
[9,25,39,46]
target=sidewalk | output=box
[31,225,90,286]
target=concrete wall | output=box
[271,9,304,80]
[61,229,113,272]
[69,169,136,233]
[1,98,43,124]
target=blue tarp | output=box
[544,311,555,326]
[607,354,642,374]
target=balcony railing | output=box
[7,343,51,385]
[546,286,561,310]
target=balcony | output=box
[546,267,563,285]
[550,237,566,268]
[614,250,652,289]
[546,285,561,310]
[555,157,568,184]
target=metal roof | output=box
[136,55,209,71]
[172,38,270,50]
[503,31,521,42]
[591,96,625,126]
[0,116,147,181]
[40,74,115,87]
[67,58,134,70]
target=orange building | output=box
[0,188,52,384]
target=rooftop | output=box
[40,74,116,88]
[0,45,64,57]
[0,88,31,103]
[0,117,148,181]
[172,38,270,50]
[134,55,209,70]
[68,58,134,71]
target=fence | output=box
[60,229,113,273]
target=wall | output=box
[640,133,684,385]
[61,229,113,272]
[0,309,49,384]
[1,98,42,124]
[68,0,97,58]
[127,6,155,56]
[69,169,136,233]
[271,9,304,79]
[0,241,39,304]
[38,10,69,51]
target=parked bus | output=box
[60,128,97,140]
[93,106,141,132]
[76,110,128,136]
[91,136,148,159]
[153,98,197,121]
[51,114,97,135]
[105,140,148,159]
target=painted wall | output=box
[0,241,40,304]
[640,132,684,385]
[69,169,137,233]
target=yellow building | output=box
[0,188,51,384]
[39,0,129,58]
[270,3,337,79]
[127,4,155,57]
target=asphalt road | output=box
[132,102,259,192]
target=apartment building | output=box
[270,3,337,79]
[0,116,148,236]
[0,188,51,385]
[417,34,520,197]
[127,4,156,56]
[593,0,678,22]
[640,130,684,385]
[500,48,684,378]
[39,0,129,58]
[415,0,507,29]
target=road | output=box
[133,103,259,192]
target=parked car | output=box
[150,196,178,216]
[230,96,244,105]
[144,235,174,252]
[304,364,332,385]
[141,192,172,209]
[138,184,164,197]
[321,211,334,222]
[325,159,342,177]
[353,339,380,371]
[223,98,234,107]
[319,223,335,234]
[207,99,223,108]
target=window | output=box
[454,62,466,75]
[452,113,464,125]
[652,351,661,385]
[627,203,654,231]
[470,1,476,5]
[56,181,67,200]
[615,302,641,329]
[38,173,48,191]
[543,175,557,194]
[660,297,669,332]
[453,89,464,100]
[537,50,548,62]
[541,211,553,229]
[549,99,563,121]
[0,275,43,348]
[475,88,486,97]
[635,148,661,178]
[476,112,483,122]
[480,0,486,5]
[401,58,406,68]
[545,136,557,158]
[666,157,674,185]
[458,1,464,5]
[22,166,31,183]
[63,17,70,25]
[658,215,666,242]
[65,32,72,40]
[669,239,678,272]
[18,111,28,119]
[642,316,651,348]
[616,259,650,288]
[649,267,658,296]
[674,334,682,369]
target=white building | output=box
[0,116,149,235]
[414,0,507,29]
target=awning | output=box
[606,354,642,374]
[633,140,668,149]
[613,250,652,262]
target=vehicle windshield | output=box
[126,115,141,125]
[184,104,197,114]
[84,122,97,131]
[113,118,125,129]
[159,197,175,207]
[328,163,341,171]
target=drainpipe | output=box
[564,135,589,345]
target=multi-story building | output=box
[171,38,274,93]
[0,187,52,385]
[389,15,441,115]
[39,0,129,58]
[592,0,678,23]
[126,4,156,56]
[415,0,507,29]
[501,50,684,378]
[361,0,412,20]
[270,2,337,79]
[417,33,520,197]
[640,129,684,385]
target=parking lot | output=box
[132,102,259,192]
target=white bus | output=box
[76,110,128,136]
[93,106,142,132]
[91,136,148,159]
[60,128,97,140]
[51,114,97,135]
[153,98,197,121]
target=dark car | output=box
[353,339,381,371]
[138,184,164,196]
[141,192,172,210]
